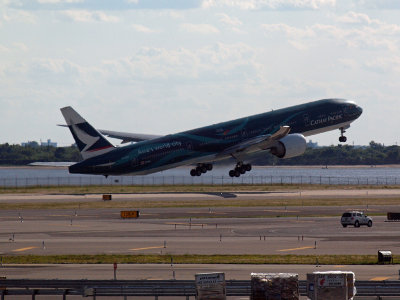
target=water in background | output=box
[0,166,399,187]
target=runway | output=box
[1,189,400,287]
[1,188,400,203]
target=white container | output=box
[195,272,226,300]
[307,271,355,300]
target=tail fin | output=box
[60,106,114,160]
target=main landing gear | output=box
[339,127,347,143]
[229,162,252,178]
[190,163,213,176]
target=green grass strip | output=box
[1,197,400,210]
[1,184,399,194]
[1,254,398,265]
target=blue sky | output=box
[1,0,399,146]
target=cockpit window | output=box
[343,104,356,117]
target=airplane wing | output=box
[98,129,163,143]
[28,162,76,167]
[217,126,291,159]
[58,125,162,143]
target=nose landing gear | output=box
[190,163,213,176]
[229,162,252,177]
[339,127,347,143]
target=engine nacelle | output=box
[269,134,307,159]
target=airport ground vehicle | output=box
[341,211,373,228]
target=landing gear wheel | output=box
[228,161,252,177]
[206,164,213,171]
[190,169,197,176]
[339,127,347,143]
[239,166,246,174]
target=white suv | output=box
[341,211,372,228]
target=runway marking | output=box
[12,246,38,252]
[164,222,204,226]
[263,209,299,213]
[277,246,314,252]
[44,223,88,228]
[370,276,391,281]
[129,246,164,251]
[186,211,227,215]
[49,215,74,217]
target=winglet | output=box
[60,106,114,160]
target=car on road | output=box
[341,211,373,228]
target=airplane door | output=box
[303,114,310,127]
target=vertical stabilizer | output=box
[60,106,114,160]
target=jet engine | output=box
[269,134,307,159]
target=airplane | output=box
[60,98,362,178]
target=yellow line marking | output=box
[12,246,38,252]
[277,246,314,252]
[129,246,164,251]
[370,276,391,281]
[334,265,345,268]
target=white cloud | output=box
[358,0,400,10]
[217,13,242,26]
[3,9,36,23]
[262,19,400,52]
[202,0,336,10]
[12,42,28,52]
[262,23,315,39]
[364,56,400,74]
[37,0,83,3]
[336,11,373,25]
[23,58,88,85]
[180,23,220,34]
[131,24,157,33]
[61,10,119,23]
[0,44,9,52]
[101,43,260,82]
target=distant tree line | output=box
[253,141,400,166]
[0,141,399,166]
[0,143,80,165]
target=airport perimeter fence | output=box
[1,279,400,299]
[1,175,400,188]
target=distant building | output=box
[41,139,57,147]
[307,140,319,148]
[21,141,39,147]
[22,139,57,147]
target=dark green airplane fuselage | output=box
[69,98,362,175]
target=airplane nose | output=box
[356,105,363,116]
